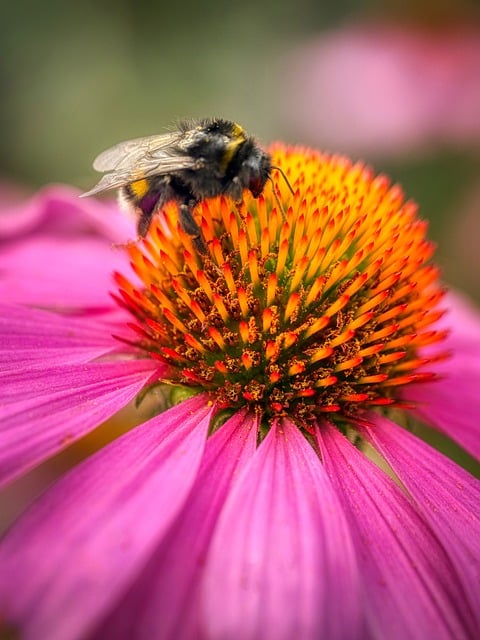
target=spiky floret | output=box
[113,145,448,422]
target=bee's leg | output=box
[178,202,207,254]
[229,176,243,201]
[136,189,166,238]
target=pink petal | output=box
[0,304,125,370]
[357,412,480,622]
[317,420,476,640]
[439,290,480,345]
[407,370,480,460]
[0,183,37,237]
[0,185,134,243]
[419,291,480,368]
[203,419,361,640]
[91,408,258,639]
[0,236,128,311]
[0,358,159,486]
[402,290,480,459]
[0,394,212,640]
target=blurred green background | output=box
[1,0,479,299]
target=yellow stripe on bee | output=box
[129,178,149,198]
[219,123,246,172]
[231,122,245,138]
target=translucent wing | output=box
[81,130,200,198]
[92,133,180,171]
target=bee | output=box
[82,118,288,251]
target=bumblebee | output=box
[82,118,276,249]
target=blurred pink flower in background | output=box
[282,23,480,157]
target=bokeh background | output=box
[1,0,479,528]
[1,0,479,301]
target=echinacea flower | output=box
[0,146,479,640]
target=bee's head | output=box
[240,145,272,197]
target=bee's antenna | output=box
[271,165,294,196]
[268,166,294,218]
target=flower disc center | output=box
[114,147,448,420]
